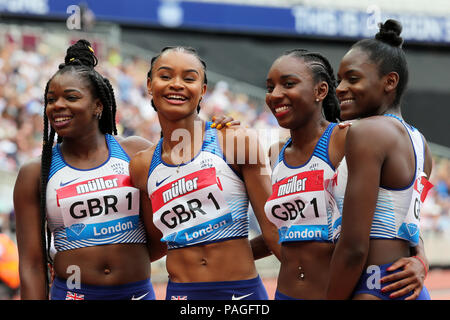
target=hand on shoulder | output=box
[210,115,241,130]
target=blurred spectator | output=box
[203,80,232,116]
[421,157,450,237]
[0,231,20,300]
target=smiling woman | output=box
[46,73,102,134]
[129,46,281,300]
[327,19,432,300]
[13,39,163,300]
[147,46,207,117]
[263,49,346,300]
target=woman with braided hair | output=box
[13,40,239,300]
[13,40,164,300]
[264,49,347,299]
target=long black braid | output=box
[39,80,55,296]
[39,39,118,295]
[103,78,118,135]
[283,49,341,122]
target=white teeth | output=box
[275,106,290,113]
[167,95,186,100]
[54,116,72,123]
[340,99,354,105]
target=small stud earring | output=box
[315,98,320,102]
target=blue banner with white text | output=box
[1,0,450,44]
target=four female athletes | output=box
[14,19,433,300]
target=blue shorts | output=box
[166,275,268,300]
[274,290,301,300]
[50,277,156,300]
[354,263,431,300]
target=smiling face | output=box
[45,71,102,138]
[148,49,207,121]
[265,55,321,129]
[336,48,388,121]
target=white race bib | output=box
[265,170,329,242]
[150,167,232,245]
[56,174,140,241]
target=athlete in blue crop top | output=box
[326,20,432,300]
[13,40,164,300]
[129,47,281,300]
[264,49,348,300]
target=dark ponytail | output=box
[352,19,408,107]
[375,19,404,47]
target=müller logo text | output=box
[76,178,119,195]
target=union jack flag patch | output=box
[171,295,187,300]
[65,291,85,300]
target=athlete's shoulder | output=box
[114,135,154,158]
[17,156,41,177]
[130,143,157,166]
[268,140,288,155]
[329,123,348,169]
[345,117,394,158]
[14,157,41,194]
[268,139,289,167]
[347,116,396,139]
[333,121,350,139]
[129,143,158,189]
[225,124,269,167]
